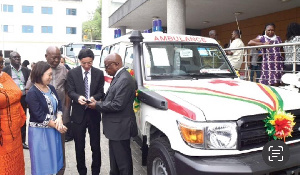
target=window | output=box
[2,25,13,33]
[42,26,53,33]
[66,8,76,15]
[124,47,133,69]
[22,6,34,13]
[3,25,8,32]
[3,4,13,12]
[22,25,34,33]
[100,47,110,68]
[41,7,53,14]
[66,27,76,34]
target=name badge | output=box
[20,84,25,91]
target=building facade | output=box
[0,0,84,63]
[102,0,299,46]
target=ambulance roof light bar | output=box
[152,19,162,33]
[114,28,121,38]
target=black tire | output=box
[147,137,177,175]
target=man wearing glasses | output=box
[3,51,31,149]
[88,53,138,175]
[67,48,104,175]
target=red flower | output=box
[129,69,134,76]
[274,119,293,139]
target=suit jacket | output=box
[26,84,62,126]
[96,68,138,140]
[3,65,31,88]
[67,66,104,124]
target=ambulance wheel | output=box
[147,137,177,175]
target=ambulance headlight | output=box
[178,121,237,149]
[206,123,237,149]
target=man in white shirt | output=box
[226,30,245,70]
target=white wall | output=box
[101,0,125,46]
[0,0,85,64]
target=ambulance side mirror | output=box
[282,73,300,88]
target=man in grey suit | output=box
[67,48,104,175]
[89,53,138,175]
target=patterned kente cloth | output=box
[256,35,284,85]
[0,72,26,175]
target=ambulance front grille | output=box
[238,109,300,151]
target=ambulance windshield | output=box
[143,43,235,80]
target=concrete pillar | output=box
[101,0,112,46]
[167,0,186,34]
[119,26,126,36]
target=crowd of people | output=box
[209,22,300,86]
[0,47,137,175]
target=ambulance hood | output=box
[144,78,300,121]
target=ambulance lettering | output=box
[154,35,207,43]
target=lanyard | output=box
[12,67,24,89]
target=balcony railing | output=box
[223,42,300,83]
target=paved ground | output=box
[24,120,147,175]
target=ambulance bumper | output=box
[174,143,300,175]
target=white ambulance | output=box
[99,31,300,175]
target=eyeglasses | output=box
[11,56,21,60]
[0,61,4,65]
[105,62,118,69]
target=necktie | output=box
[84,71,89,99]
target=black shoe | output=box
[65,138,73,142]
[23,143,29,149]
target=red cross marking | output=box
[209,79,239,86]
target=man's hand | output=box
[88,101,97,109]
[78,96,87,105]
[226,50,233,55]
[90,96,96,103]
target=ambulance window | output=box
[110,44,120,54]
[151,48,170,66]
[100,46,110,68]
[143,44,151,78]
[124,47,133,69]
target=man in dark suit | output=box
[89,53,138,175]
[3,51,30,149]
[67,48,105,175]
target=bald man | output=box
[26,46,69,175]
[89,53,138,175]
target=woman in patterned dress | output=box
[248,23,284,86]
[0,54,26,175]
[26,61,67,175]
